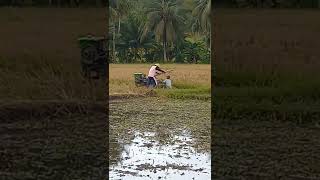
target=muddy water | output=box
[110,131,210,179]
[109,98,211,180]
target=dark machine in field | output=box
[133,73,148,86]
[78,35,107,80]
[133,72,166,88]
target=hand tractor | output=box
[78,34,107,80]
[133,70,173,88]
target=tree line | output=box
[0,0,107,7]
[109,0,211,64]
[214,0,320,8]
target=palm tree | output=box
[192,0,211,35]
[109,0,130,62]
[110,0,130,33]
[109,2,117,62]
[140,0,185,62]
[192,0,211,64]
[117,16,155,63]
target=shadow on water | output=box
[109,130,211,180]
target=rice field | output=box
[109,64,211,98]
[0,8,108,179]
[213,9,320,89]
[0,7,106,101]
[212,9,320,179]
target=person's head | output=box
[166,75,170,79]
[154,63,160,68]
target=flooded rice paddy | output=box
[110,131,210,179]
[109,98,211,179]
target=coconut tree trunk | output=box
[209,35,211,62]
[112,24,116,63]
[118,18,121,33]
[163,25,167,62]
[163,42,167,62]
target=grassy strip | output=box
[213,100,320,125]
[155,86,211,100]
[213,86,320,124]
[214,86,320,103]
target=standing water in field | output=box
[109,130,211,179]
[109,98,211,179]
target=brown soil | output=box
[213,117,320,179]
[0,101,107,179]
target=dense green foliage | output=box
[108,0,211,64]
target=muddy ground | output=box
[2,97,318,179]
[213,114,320,179]
[109,97,211,179]
[0,102,107,179]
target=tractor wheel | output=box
[81,45,97,65]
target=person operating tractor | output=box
[147,63,166,88]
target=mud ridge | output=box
[0,100,106,121]
[109,92,157,101]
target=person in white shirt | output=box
[147,63,166,88]
[163,75,172,89]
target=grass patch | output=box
[156,87,211,100]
